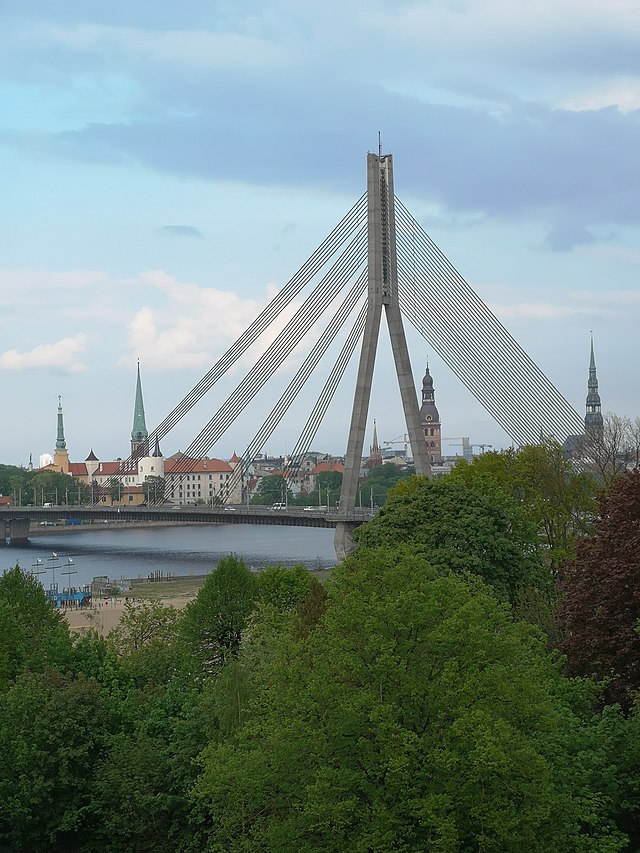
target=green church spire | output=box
[131,361,149,454]
[56,396,66,450]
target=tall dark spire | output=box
[131,361,149,458]
[55,396,66,450]
[585,334,603,434]
[53,395,70,473]
[369,420,383,468]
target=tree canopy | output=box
[448,441,598,570]
[193,548,626,851]
[558,470,640,708]
[354,475,547,602]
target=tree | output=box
[108,476,123,504]
[252,473,292,505]
[449,441,598,571]
[363,461,413,506]
[257,564,312,612]
[354,476,547,603]
[180,555,258,671]
[143,475,166,504]
[109,599,181,656]
[192,548,626,851]
[314,470,342,506]
[558,470,640,708]
[578,413,640,485]
[0,565,72,679]
[0,669,115,851]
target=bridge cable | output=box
[397,246,554,445]
[395,202,583,444]
[397,251,568,446]
[282,301,368,486]
[395,200,583,438]
[225,273,368,500]
[168,228,368,483]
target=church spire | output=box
[585,334,603,435]
[56,396,66,450]
[53,396,70,474]
[369,419,383,468]
[131,361,149,458]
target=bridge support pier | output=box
[334,520,360,562]
[2,516,30,544]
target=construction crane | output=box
[442,437,493,459]
[383,433,411,461]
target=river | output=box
[0,523,337,588]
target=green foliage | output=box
[143,475,166,504]
[180,555,258,671]
[0,669,116,851]
[257,564,312,612]
[314,470,343,506]
[0,564,73,680]
[193,548,626,851]
[355,476,546,603]
[109,598,181,655]
[449,441,598,569]
[250,473,292,505]
[364,461,413,505]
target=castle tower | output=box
[585,335,604,435]
[419,363,442,465]
[131,361,149,458]
[138,434,164,485]
[53,396,70,474]
[369,420,383,468]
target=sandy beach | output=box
[64,594,192,635]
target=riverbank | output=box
[64,567,333,635]
[28,520,199,536]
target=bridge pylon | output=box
[335,152,431,560]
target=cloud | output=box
[118,271,265,370]
[544,222,596,252]
[158,224,204,239]
[0,334,87,372]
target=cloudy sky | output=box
[1,0,639,467]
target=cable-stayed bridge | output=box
[4,152,583,558]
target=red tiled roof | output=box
[164,457,232,474]
[310,461,345,475]
[68,463,88,476]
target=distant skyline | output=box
[2,1,639,466]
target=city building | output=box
[418,362,442,464]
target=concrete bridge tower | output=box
[335,152,431,560]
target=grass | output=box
[121,566,335,602]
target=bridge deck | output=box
[1,505,376,531]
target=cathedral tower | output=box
[419,363,442,464]
[53,396,70,474]
[131,361,149,458]
[585,335,604,435]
